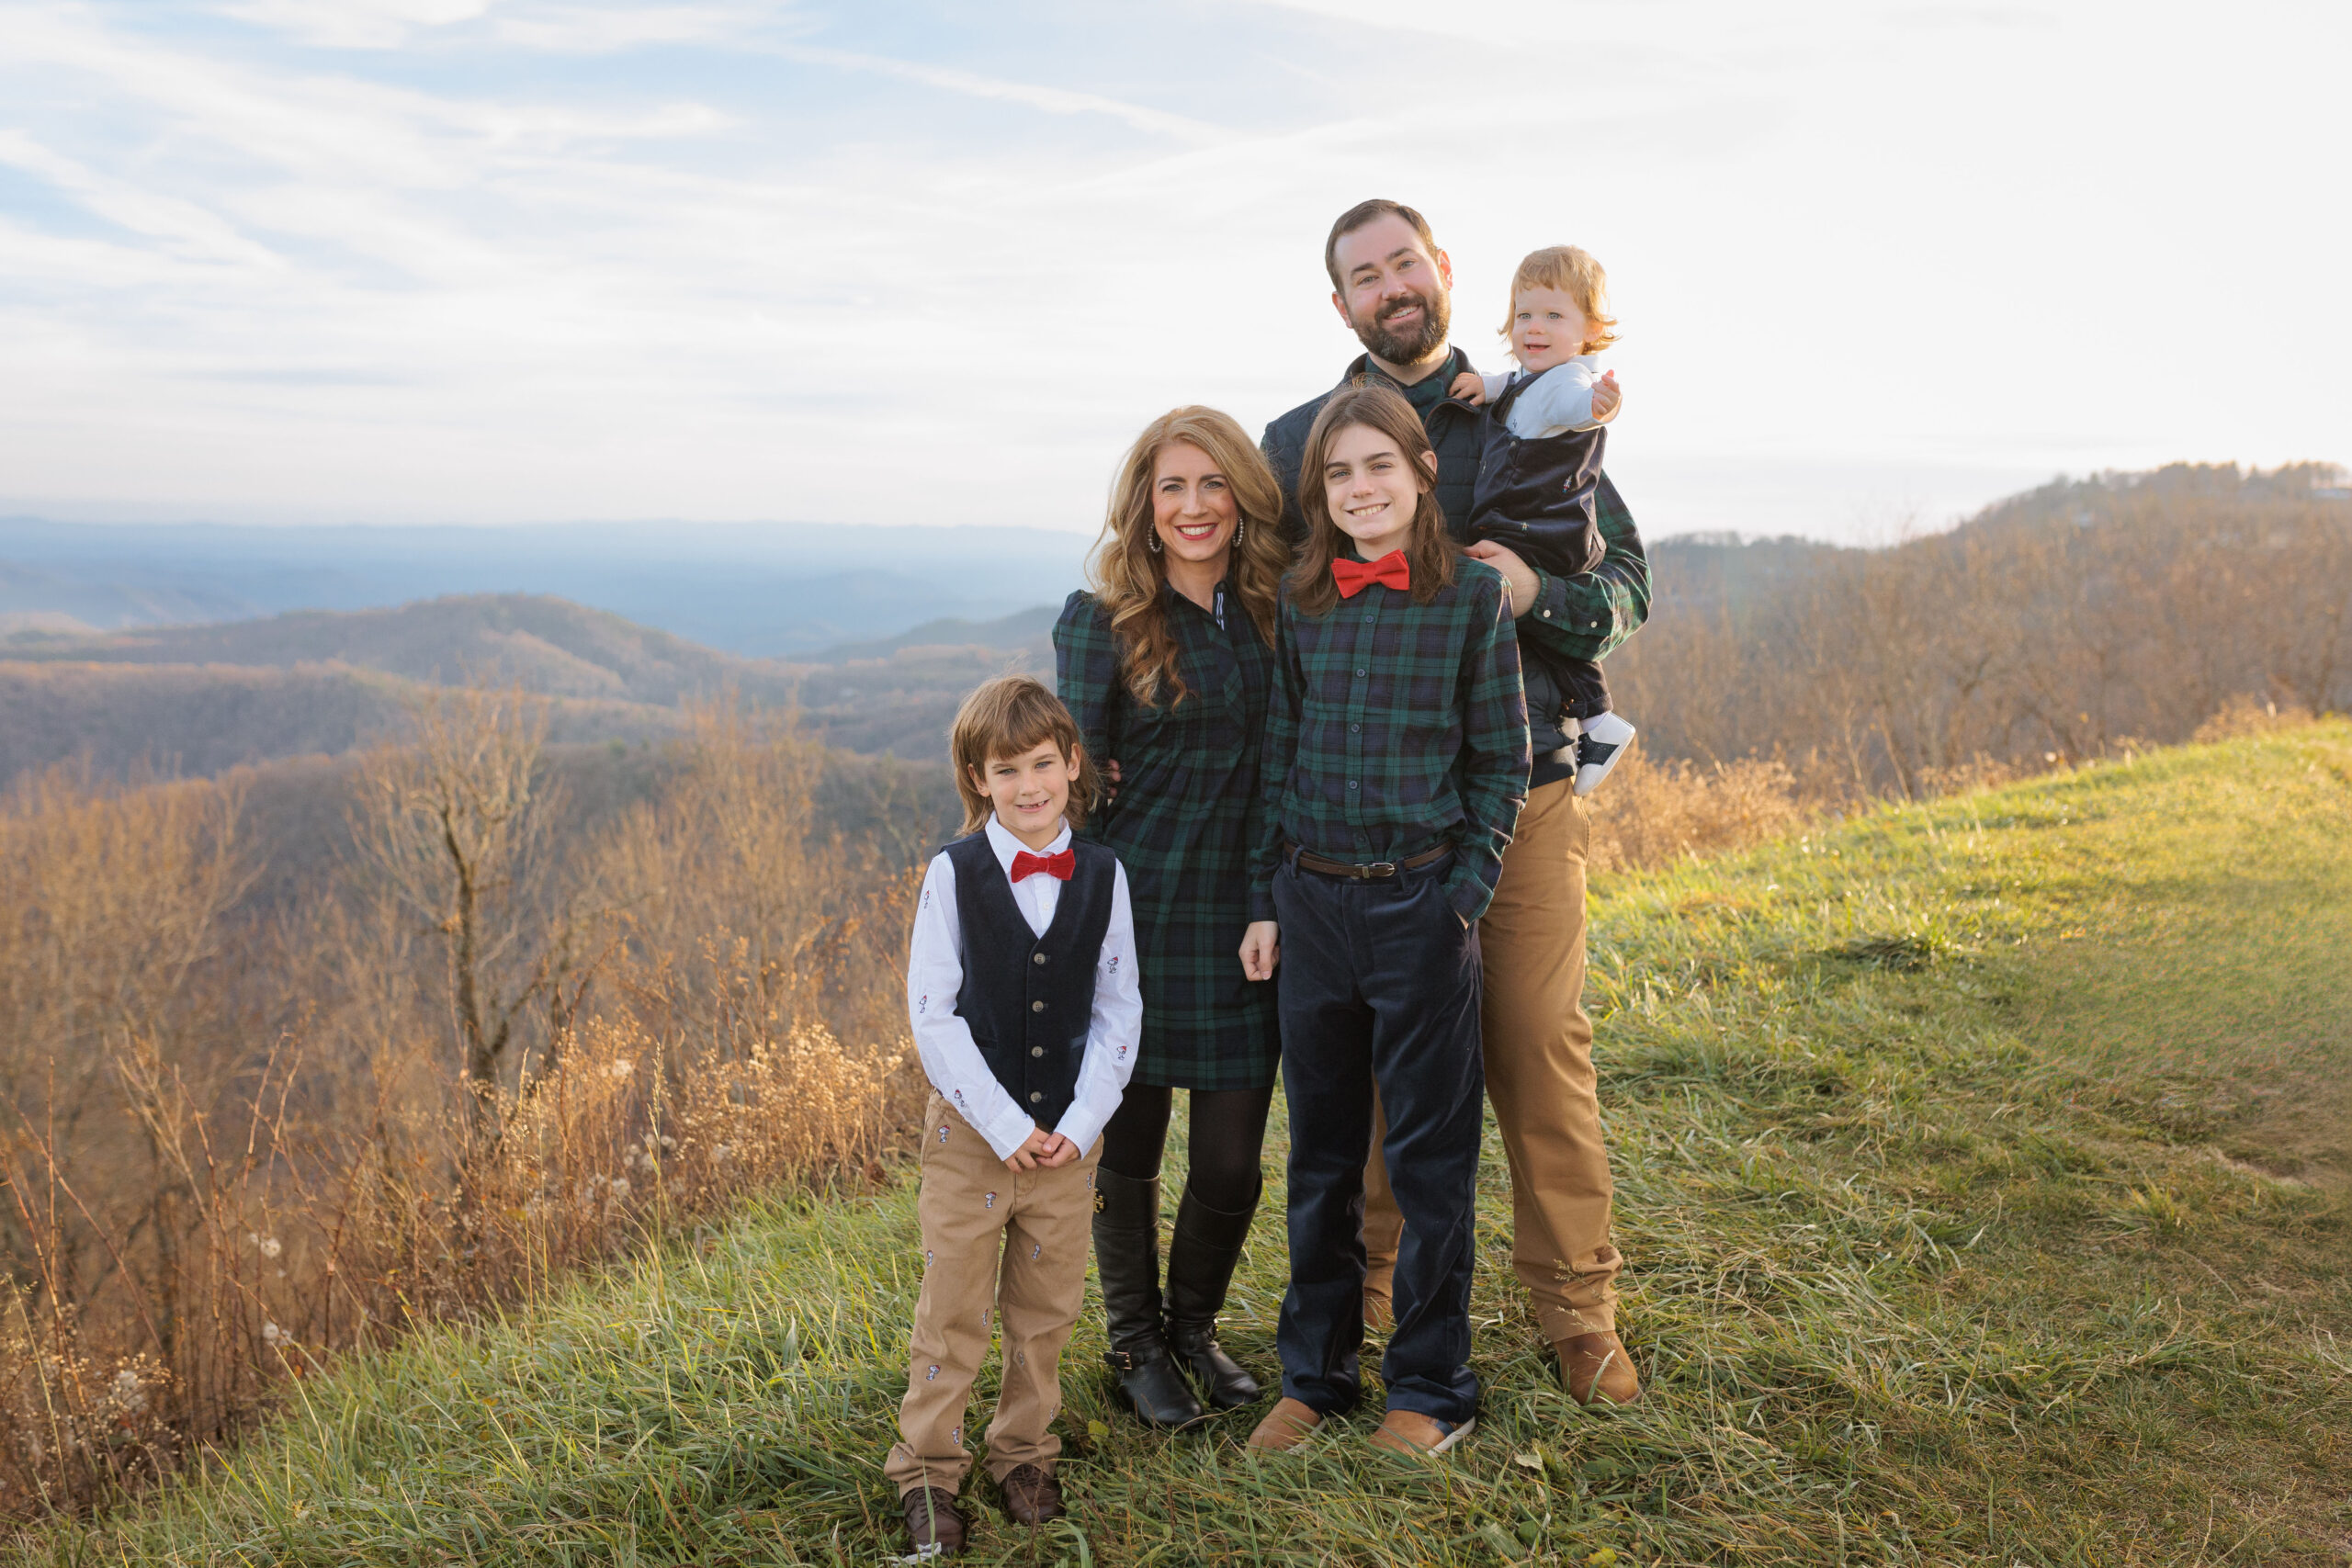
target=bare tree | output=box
[347,685,567,1155]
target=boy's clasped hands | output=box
[1002,1126,1081,1171]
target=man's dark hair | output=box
[1324,198,1439,292]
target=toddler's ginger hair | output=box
[948,675,1092,835]
[1500,245,1619,354]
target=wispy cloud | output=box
[770,40,1232,147]
[217,0,495,50]
[0,0,2343,540]
[0,128,284,266]
[217,0,768,52]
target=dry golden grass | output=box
[1585,746,1811,874]
[2192,691,2317,742]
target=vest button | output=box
[1031,999,1047,1012]
[1033,953,1047,965]
[1028,1091,1043,1103]
[1030,1046,1044,1057]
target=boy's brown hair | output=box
[948,674,1093,836]
[1285,381,1458,619]
[1499,244,1619,354]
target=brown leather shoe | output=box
[900,1486,967,1556]
[1555,1331,1642,1405]
[1368,1407,1474,1458]
[999,1463,1064,1527]
[1244,1396,1324,1452]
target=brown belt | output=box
[1290,843,1452,882]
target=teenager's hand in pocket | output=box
[1448,369,1487,406]
[1239,920,1281,982]
[1035,1132,1079,1168]
[1002,1126,1054,1171]
[1591,369,1622,423]
[1102,759,1122,803]
[1464,539,1540,617]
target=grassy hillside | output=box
[23,725,2351,1566]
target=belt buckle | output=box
[1363,861,1396,879]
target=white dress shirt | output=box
[905,817,1143,1162]
[1478,355,1607,438]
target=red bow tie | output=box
[1010,847,1075,882]
[1332,549,1411,598]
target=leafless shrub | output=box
[0,693,915,1520]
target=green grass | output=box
[23,725,2352,1567]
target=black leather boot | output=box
[1091,1168,1205,1428]
[1164,1178,1264,1409]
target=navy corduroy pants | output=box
[1271,851,1485,1427]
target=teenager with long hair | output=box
[1239,382,1529,1459]
[1052,406,1291,1428]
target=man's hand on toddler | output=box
[1591,369,1622,423]
[1448,369,1487,406]
[1463,539,1541,618]
[1003,1126,1076,1171]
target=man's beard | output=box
[1351,284,1451,366]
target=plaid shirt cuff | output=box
[1444,863,1498,925]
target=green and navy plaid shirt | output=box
[1249,555,1532,926]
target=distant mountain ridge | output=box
[8,462,2337,789]
[4,593,798,707]
[804,604,1059,665]
[0,517,1091,655]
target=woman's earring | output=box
[1147,529,1162,554]
[1235,518,1245,544]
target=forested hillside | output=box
[1616,463,2352,795]
[0,593,1046,784]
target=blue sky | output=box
[0,0,2344,543]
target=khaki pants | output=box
[884,1092,1102,1497]
[1364,779,1622,1339]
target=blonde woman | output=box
[1053,406,1288,1430]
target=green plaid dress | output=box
[1055,586,1280,1091]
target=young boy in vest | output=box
[1448,244,1638,795]
[888,674,1142,1559]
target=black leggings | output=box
[1098,1084,1274,1213]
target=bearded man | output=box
[1261,198,1652,1407]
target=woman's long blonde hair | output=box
[1087,406,1287,708]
